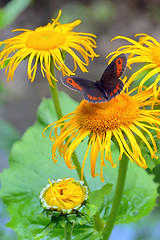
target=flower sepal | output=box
[50,210,61,218]
[58,210,89,228]
[36,203,91,239]
[66,208,91,225]
[40,206,90,225]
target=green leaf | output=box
[130,64,158,90]
[34,221,59,240]
[138,130,160,170]
[37,92,78,126]
[88,184,112,216]
[0,92,158,239]
[99,145,159,224]
[0,198,18,240]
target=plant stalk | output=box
[102,155,129,239]
[64,221,73,240]
[49,63,63,119]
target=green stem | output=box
[49,61,89,188]
[49,64,63,119]
[102,155,129,240]
[72,151,89,190]
[64,221,73,240]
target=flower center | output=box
[75,93,140,132]
[26,30,65,50]
[151,46,160,67]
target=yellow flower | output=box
[39,178,88,213]
[0,10,98,86]
[107,33,160,91]
[43,80,160,182]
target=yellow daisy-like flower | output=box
[0,10,98,86]
[107,33,160,91]
[39,178,88,213]
[43,80,160,182]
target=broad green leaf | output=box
[89,184,112,216]
[0,198,18,240]
[134,64,152,81]
[151,164,160,196]
[138,131,160,170]
[0,92,158,239]
[102,162,158,224]
[34,221,59,240]
[37,92,78,126]
[130,64,158,90]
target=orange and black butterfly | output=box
[61,54,127,103]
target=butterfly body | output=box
[61,54,127,103]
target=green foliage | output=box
[0,93,158,239]
[132,64,158,89]
[0,199,18,240]
[88,184,112,216]
[138,130,160,170]
[0,0,32,29]
[102,163,158,224]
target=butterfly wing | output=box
[99,54,127,100]
[61,76,107,103]
[100,54,127,80]
[61,54,127,103]
[82,82,107,103]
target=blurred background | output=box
[0,0,160,239]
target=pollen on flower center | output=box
[151,46,160,67]
[26,30,65,50]
[75,93,140,132]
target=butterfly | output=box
[61,54,127,103]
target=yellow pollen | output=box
[151,46,160,67]
[26,30,65,50]
[75,93,140,132]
